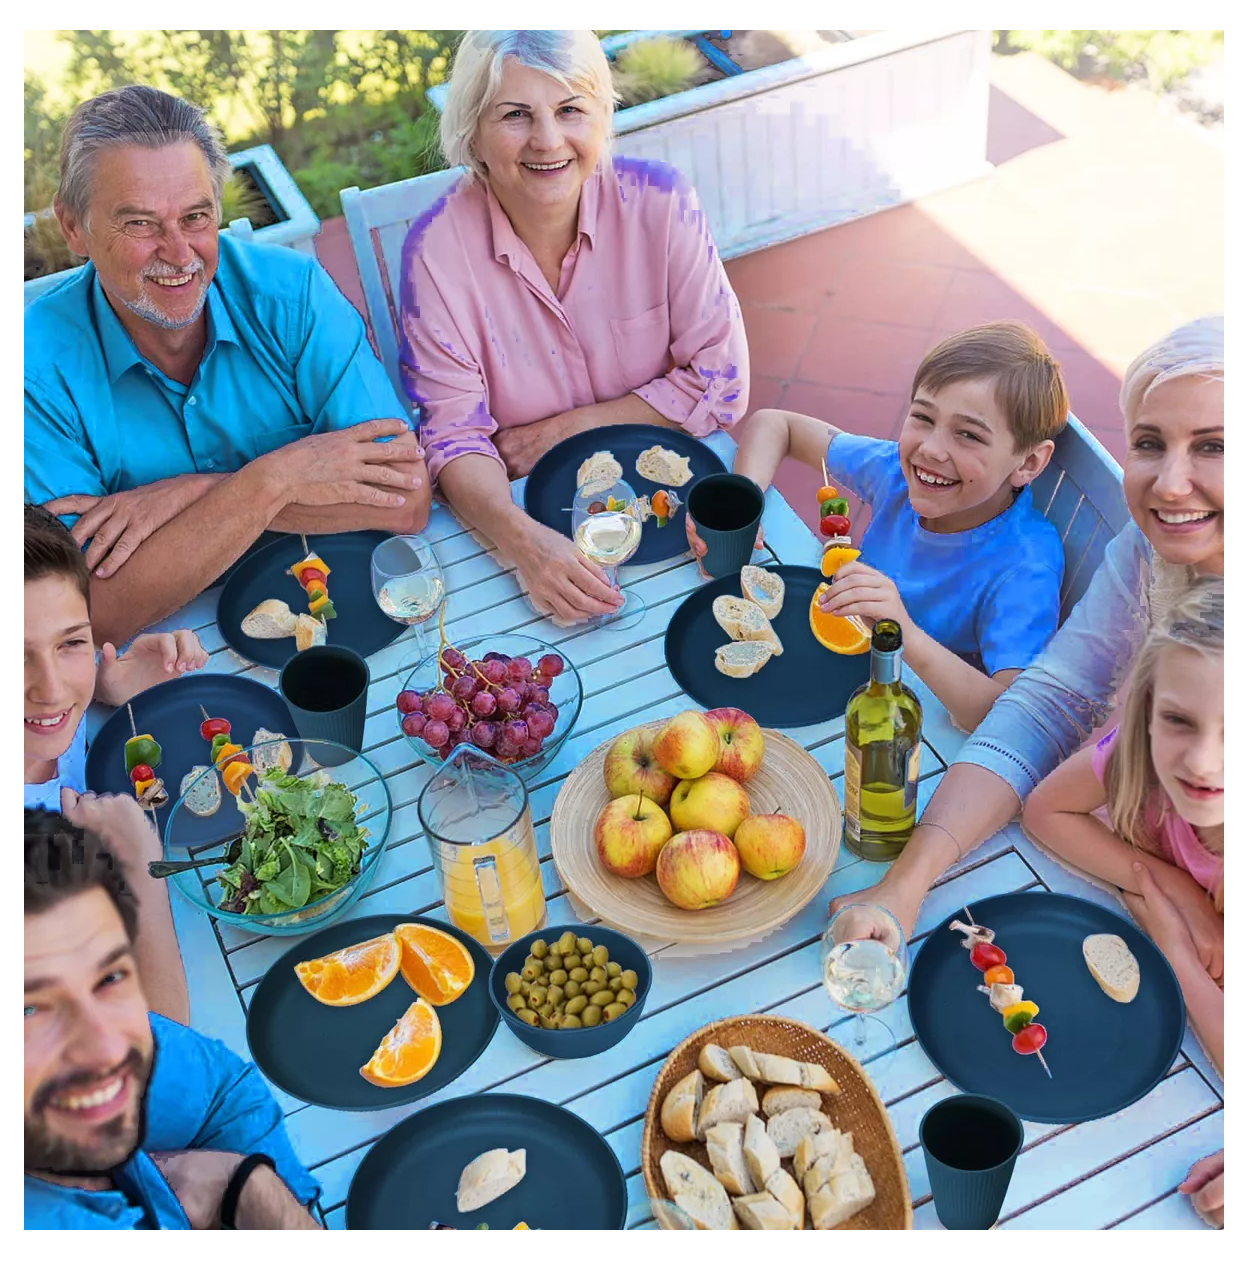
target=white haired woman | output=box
[399,30,750,623]
[830,314,1224,948]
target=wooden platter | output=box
[548,723,841,945]
[641,1014,912,1230]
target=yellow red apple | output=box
[603,726,678,806]
[655,830,741,909]
[669,772,751,839]
[705,707,765,783]
[652,710,718,781]
[733,814,806,880]
[594,794,674,878]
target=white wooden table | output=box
[108,432,1222,1230]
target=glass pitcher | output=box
[417,745,546,953]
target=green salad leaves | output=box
[218,768,369,917]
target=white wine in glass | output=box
[571,479,645,629]
[370,535,445,661]
[821,903,908,1058]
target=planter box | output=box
[24,143,320,307]
[428,29,990,259]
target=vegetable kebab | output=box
[200,706,254,800]
[949,906,1051,1078]
[124,704,168,809]
[289,537,335,622]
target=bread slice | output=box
[241,598,297,640]
[766,1168,805,1229]
[762,1086,822,1118]
[732,1191,792,1230]
[251,728,293,776]
[801,1133,856,1198]
[178,766,221,818]
[705,1121,755,1196]
[294,612,327,652]
[728,1046,762,1079]
[740,565,785,620]
[576,450,623,497]
[713,597,783,656]
[753,1052,805,1087]
[636,444,693,487]
[1083,933,1140,1003]
[456,1148,526,1213]
[714,641,774,679]
[660,1068,704,1143]
[742,1113,780,1189]
[798,1062,840,1094]
[660,1151,737,1230]
[795,1129,851,1181]
[699,1043,744,1083]
[697,1078,760,1139]
[808,1153,875,1229]
[766,1107,832,1160]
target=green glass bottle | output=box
[842,619,923,861]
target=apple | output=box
[705,707,765,783]
[595,794,674,878]
[603,727,679,806]
[655,830,741,909]
[669,772,751,839]
[734,814,806,880]
[652,710,718,781]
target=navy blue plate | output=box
[217,530,405,669]
[346,1092,628,1229]
[908,892,1185,1125]
[523,423,725,565]
[84,673,294,851]
[664,563,868,728]
[247,913,499,1111]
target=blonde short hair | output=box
[1119,314,1224,433]
[440,30,616,181]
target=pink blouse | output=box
[398,156,750,483]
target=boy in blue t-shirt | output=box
[726,322,1068,732]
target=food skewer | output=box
[124,703,167,811]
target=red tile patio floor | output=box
[314,51,1223,542]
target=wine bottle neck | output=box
[870,645,902,685]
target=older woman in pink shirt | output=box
[399,30,750,623]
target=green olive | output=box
[564,980,581,999]
[603,1002,627,1022]
[606,961,622,979]
[619,969,639,991]
[581,1004,603,1026]
[540,1014,560,1030]
[591,989,616,1007]
[538,1001,554,1018]
[505,972,523,995]
[560,1014,583,1030]
[546,985,564,1006]
[516,1008,539,1026]
[582,953,594,968]
[569,967,589,984]
[530,939,548,960]
[562,954,581,971]
[557,931,578,956]
[550,969,568,986]
[582,981,599,996]
[565,994,587,1015]
[545,954,562,973]
[536,974,550,989]
[616,989,637,1007]
[589,966,607,986]
[520,962,541,983]
[576,937,593,955]
[527,987,546,1009]
[506,993,526,1013]
[592,944,609,967]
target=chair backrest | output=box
[339,168,466,412]
[1031,411,1129,623]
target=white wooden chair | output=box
[338,174,1129,617]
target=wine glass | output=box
[370,534,446,661]
[571,479,646,629]
[628,1198,696,1230]
[821,903,908,1058]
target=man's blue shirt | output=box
[25,234,407,512]
[827,433,1064,675]
[24,1013,319,1229]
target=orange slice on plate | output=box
[820,543,860,578]
[360,998,443,1087]
[810,585,872,655]
[395,922,476,1005]
[294,932,401,1006]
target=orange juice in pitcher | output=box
[417,746,546,953]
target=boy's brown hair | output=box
[912,321,1069,451]
[25,503,91,610]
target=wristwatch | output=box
[219,1153,277,1229]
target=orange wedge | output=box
[395,922,476,1005]
[810,585,872,655]
[294,932,401,1007]
[360,998,443,1087]
[820,543,860,578]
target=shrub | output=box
[996,30,1223,93]
[613,36,703,107]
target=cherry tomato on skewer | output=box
[983,964,1015,986]
[1012,1023,1048,1055]
[129,763,154,786]
[199,717,231,742]
[970,942,1007,971]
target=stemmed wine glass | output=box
[821,903,908,1058]
[370,535,446,661]
[571,479,645,629]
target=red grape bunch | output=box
[396,646,567,764]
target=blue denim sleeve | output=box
[141,1015,320,1208]
[824,433,899,506]
[955,523,1151,799]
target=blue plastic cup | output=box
[919,1094,1023,1229]
[686,473,764,579]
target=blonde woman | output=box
[401,30,750,624]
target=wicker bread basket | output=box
[641,1015,912,1230]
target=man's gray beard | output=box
[121,275,209,331]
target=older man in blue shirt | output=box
[25,86,429,646]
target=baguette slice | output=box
[251,728,293,776]
[728,1046,762,1080]
[697,1078,760,1139]
[762,1086,822,1118]
[661,1151,737,1230]
[456,1148,526,1213]
[705,1121,756,1196]
[753,1052,805,1087]
[798,1062,840,1094]
[1083,933,1141,1003]
[712,597,784,656]
[801,1133,856,1198]
[294,612,327,652]
[795,1129,852,1181]
[636,444,693,488]
[743,1113,781,1189]
[241,598,298,640]
[732,1191,792,1231]
[766,1106,832,1160]
[699,1043,744,1083]
[740,565,785,620]
[660,1068,705,1143]
[809,1153,875,1230]
[178,766,221,818]
[714,641,774,679]
[576,450,623,497]
[766,1168,805,1230]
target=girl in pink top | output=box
[399,31,749,624]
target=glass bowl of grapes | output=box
[395,634,583,780]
